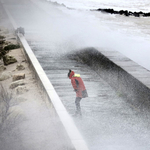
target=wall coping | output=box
[98,49,150,89]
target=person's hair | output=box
[68,69,72,77]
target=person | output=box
[68,69,88,116]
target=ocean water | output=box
[46,0,150,70]
[49,0,150,12]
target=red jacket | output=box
[69,71,88,98]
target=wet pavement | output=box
[2,0,150,149]
[32,47,150,150]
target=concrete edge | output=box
[99,49,150,88]
[2,3,89,150]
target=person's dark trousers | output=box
[75,97,82,115]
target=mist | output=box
[21,0,150,70]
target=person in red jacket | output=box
[68,69,88,116]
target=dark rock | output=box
[3,55,17,65]
[133,12,140,17]
[129,11,133,16]
[144,12,150,17]
[124,10,129,16]
[12,73,25,81]
[119,10,124,15]
[4,44,20,51]
[94,8,150,17]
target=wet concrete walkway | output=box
[32,47,150,150]
[2,0,150,149]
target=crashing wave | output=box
[46,0,70,9]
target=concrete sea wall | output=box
[68,47,150,111]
